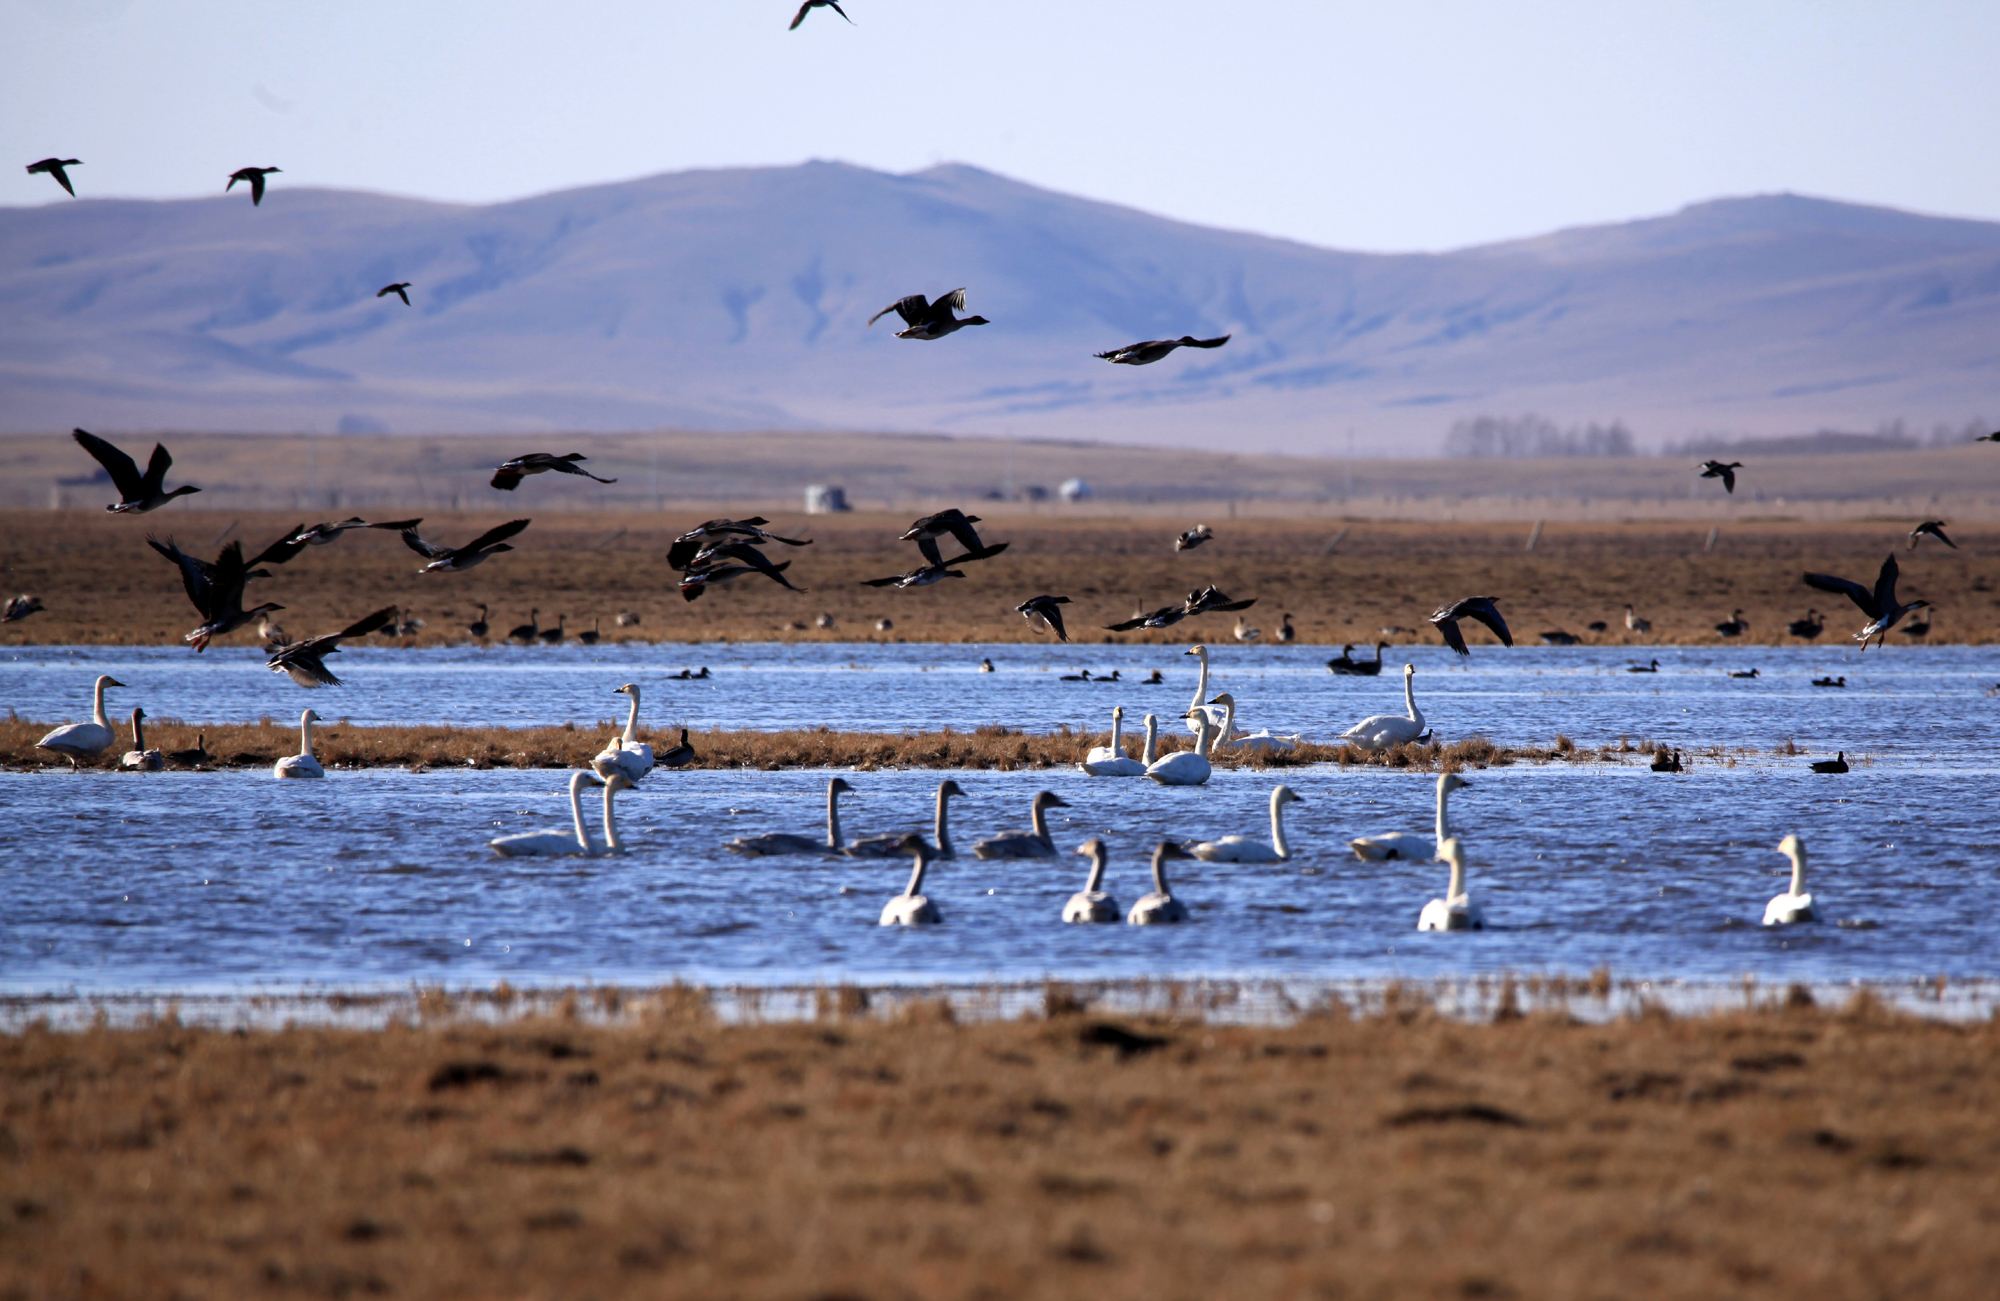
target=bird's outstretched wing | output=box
[73,429,144,500]
[861,572,909,588]
[1719,465,1736,493]
[147,536,214,614]
[869,295,929,328]
[463,518,532,552]
[1041,602,1070,642]
[490,467,526,491]
[401,528,447,560]
[1184,335,1231,349]
[1433,617,1470,657]
[789,1,813,28]
[826,0,853,21]
[1465,599,1513,647]
[335,606,399,641]
[1871,553,1901,611]
[248,526,309,569]
[552,456,617,485]
[935,288,968,315]
[1802,570,1877,617]
[915,534,944,568]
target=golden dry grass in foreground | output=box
[3,1000,1995,1298]
[1,507,1995,649]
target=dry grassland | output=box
[2,507,1995,649]
[2,998,1994,1298]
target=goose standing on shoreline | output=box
[538,614,567,646]
[1341,663,1424,750]
[166,731,212,768]
[72,430,201,514]
[1327,641,1391,676]
[1417,838,1484,931]
[848,780,966,858]
[1350,772,1469,861]
[592,683,654,784]
[1063,840,1122,923]
[36,674,124,769]
[1762,834,1817,925]
[1127,842,1193,924]
[1787,610,1823,640]
[273,709,325,780]
[1191,785,1303,863]
[119,708,164,772]
[726,777,852,856]
[879,835,942,926]
[466,604,490,640]
[972,791,1070,859]
[1714,609,1750,639]
[1147,713,1218,786]
[489,772,602,857]
[508,610,539,643]
[1624,604,1652,636]
[1081,709,1156,777]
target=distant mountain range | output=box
[4,161,1998,452]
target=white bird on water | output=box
[880,835,943,926]
[1063,839,1122,923]
[35,674,125,769]
[273,709,326,780]
[1182,644,1233,737]
[1762,834,1817,926]
[490,771,601,857]
[1146,712,1219,786]
[1190,785,1303,863]
[119,707,163,772]
[1340,663,1425,750]
[1080,707,1155,777]
[1417,837,1484,931]
[591,682,654,784]
[1350,772,1470,862]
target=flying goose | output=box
[861,559,966,590]
[72,429,201,513]
[1184,585,1257,617]
[725,777,852,856]
[3,594,44,623]
[1697,460,1742,494]
[1016,594,1071,641]
[1097,335,1231,366]
[1064,840,1122,923]
[971,790,1069,859]
[490,453,616,491]
[789,0,852,30]
[1173,524,1214,552]
[1908,520,1957,550]
[879,836,943,927]
[682,551,801,600]
[402,518,530,573]
[226,166,281,205]
[1430,595,1512,658]
[1126,842,1193,925]
[376,282,412,306]
[36,675,123,769]
[680,540,805,591]
[27,157,81,196]
[265,606,398,687]
[666,517,812,570]
[868,289,988,340]
[900,509,1008,564]
[1803,553,1931,648]
[119,708,164,772]
[849,779,965,858]
[1105,601,1190,632]
[148,534,293,651]
[286,517,423,547]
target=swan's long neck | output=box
[130,711,146,750]
[903,849,930,898]
[1371,643,1385,666]
[300,713,317,759]
[825,784,844,849]
[1150,848,1173,897]
[1030,799,1051,846]
[933,787,953,857]
[568,774,592,850]
[1084,846,1108,894]
[1404,672,1421,726]
[1140,715,1159,765]
[1217,698,1236,743]
[1434,780,1453,845]
[1107,710,1125,753]
[1445,855,1467,900]
[621,690,641,744]
[1270,793,1290,860]
[1198,716,1218,759]
[92,679,111,729]
[1787,844,1807,896]
[600,781,621,853]
[1189,653,1209,716]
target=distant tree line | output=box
[1666,417,1990,458]
[1442,413,1636,459]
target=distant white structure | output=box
[1059,478,1093,502]
[806,484,851,514]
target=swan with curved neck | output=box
[1127,841,1192,924]
[1340,663,1425,750]
[1064,839,1121,923]
[1146,712,1217,786]
[847,780,965,858]
[36,674,125,768]
[591,682,654,783]
[1184,644,1232,736]
[490,771,603,856]
[1192,785,1304,862]
[726,777,852,855]
[1081,707,1153,777]
[972,791,1069,859]
[1762,834,1817,925]
[1206,693,1297,753]
[880,834,942,925]
[273,709,325,779]
[1350,773,1470,861]
[120,707,164,771]
[1417,837,1483,931]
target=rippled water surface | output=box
[4,642,1996,997]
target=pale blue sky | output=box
[8,0,1999,251]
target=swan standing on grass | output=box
[848,780,965,858]
[36,674,125,769]
[726,777,852,856]
[972,791,1070,859]
[880,835,942,926]
[1080,707,1155,777]
[119,708,163,771]
[1127,842,1193,924]
[1191,785,1303,863]
[1147,712,1219,786]
[1762,834,1817,925]
[1350,772,1469,861]
[1340,663,1424,750]
[591,682,654,784]
[1205,693,1298,753]
[1064,839,1122,922]
[490,771,602,857]
[1417,837,1484,931]
[273,709,325,780]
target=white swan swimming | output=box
[972,790,1070,859]
[1340,663,1425,751]
[35,673,124,769]
[1146,712,1217,786]
[1127,841,1193,924]
[880,834,942,926]
[848,779,965,858]
[119,707,164,772]
[591,682,654,784]
[1063,838,1121,923]
[726,777,852,856]
[1204,692,1298,754]
[273,708,325,780]
[1080,707,1154,777]
[490,770,603,857]
[1350,772,1470,861]
[1191,785,1303,863]
[1762,833,1817,925]
[1183,644,1233,736]
[1417,837,1484,931]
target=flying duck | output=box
[789,0,852,29]
[226,166,281,206]
[1173,524,1213,552]
[286,517,423,547]
[1016,594,1071,642]
[1429,596,1512,657]
[26,157,80,196]
[72,429,201,513]
[900,509,1008,564]
[1803,553,1931,648]
[376,282,412,306]
[868,289,988,340]
[666,517,812,570]
[266,607,399,687]
[490,453,616,491]
[1697,460,1742,494]
[2,594,44,623]
[1908,520,1957,550]
[402,519,530,573]
[1096,335,1230,366]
